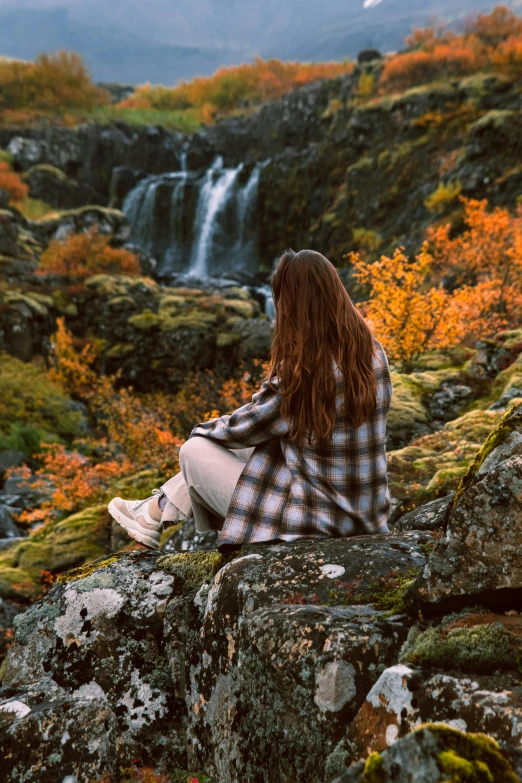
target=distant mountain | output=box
[0,7,231,85]
[0,0,515,85]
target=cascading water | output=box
[122,157,261,281]
[190,159,242,278]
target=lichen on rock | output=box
[157,550,225,592]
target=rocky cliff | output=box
[2,65,522,272]
[2,406,522,782]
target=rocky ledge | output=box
[1,404,522,782]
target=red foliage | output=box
[0,162,29,203]
[39,227,141,278]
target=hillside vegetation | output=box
[2,6,522,129]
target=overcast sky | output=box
[0,0,513,83]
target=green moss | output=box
[157,550,225,592]
[25,164,68,181]
[222,299,256,318]
[106,342,136,358]
[363,752,385,783]
[217,331,242,348]
[453,403,522,504]
[327,567,419,614]
[128,309,161,330]
[421,723,519,783]
[3,290,50,316]
[367,566,420,614]
[425,181,462,214]
[0,353,85,441]
[0,504,112,601]
[35,204,124,225]
[85,274,158,297]
[57,551,128,584]
[387,371,428,432]
[161,311,217,331]
[469,109,516,133]
[0,148,14,166]
[438,749,493,782]
[401,619,521,674]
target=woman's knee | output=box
[179,436,208,471]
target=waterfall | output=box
[122,157,261,280]
[190,160,242,278]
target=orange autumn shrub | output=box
[0,161,29,202]
[351,248,462,369]
[15,320,183,524]
[39,227,141,277]
[351,196,522,368]
[18,444,129,526]
[427,198,522,286]
[48,317,100,398]
[426,198,522,331]
[466,5,522,46]
[171,360,269,435]
[380,43,484,93]
[381,6,522,93]
[491,34,522,77]
[121,58,353,117]
[0,51,107,112]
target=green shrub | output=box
[0,353,86,442]
[0,421,52,457]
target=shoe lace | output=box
[134,489,164,513]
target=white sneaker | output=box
[108,490,163,550]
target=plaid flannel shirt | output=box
[189,341,392,549]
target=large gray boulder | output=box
[2,551,187,778]
[0,532,431,782]
[406,403,522,613]
[166,532,431,782]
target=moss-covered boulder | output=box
[348,662,522,771]
[0,353,86,447]
[23,164,101,210]
[0,505,113,603]
[401,609,522,674]
[388,407,504,512]
[335,723,520,783]
[406,403,522,613]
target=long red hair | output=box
[269,249,377,442]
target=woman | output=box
[108,249,392,552]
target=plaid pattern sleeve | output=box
[189,380,289,447]
[190,342,393,551]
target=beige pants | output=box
[161,437,254,533]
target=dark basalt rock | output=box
[24,164,105,209]
[392,495,452,532]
